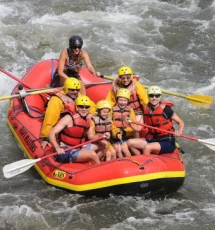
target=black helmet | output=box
[69,35,83,49]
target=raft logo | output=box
[53,170,66,179]
[19,127,38,153]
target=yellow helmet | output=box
[64,78,81,94]
[118,66,133,77]
[76,95,91,107]
[116,88,130,100]
[147,86,162,95]
[96,100,112,111]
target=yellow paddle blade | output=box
[186,94,213,107]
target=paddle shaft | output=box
[3,136,104,178]
[41,136,104,160]
[132,121,198,141]
[0,87,63,101]
[0,68,51,99]
[103,75,213,104]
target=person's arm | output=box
[87,122,103,140]
[135,81,149,107]
[82,50,96,75]
[58,50,69,80]
[123,108,136,137]
[172,112,184,136]
[48,115,72,154]
[40,96,64,138]
[125,115,143,132]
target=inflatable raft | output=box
[7,59,185,197]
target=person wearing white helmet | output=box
[127,86,184,155]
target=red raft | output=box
[7,59,185,197]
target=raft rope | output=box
[118,137,141,166]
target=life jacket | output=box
[143,102,174,137]
[59,113,92,146]
[55,92,76,115]
[112,105,131,129]
[112,78,142,112]
[92,115,111,134]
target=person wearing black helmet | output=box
[53,35,100,95]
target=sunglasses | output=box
[68,89,80,92]
[120,76,131,80]
[73,46,82,50]
[77,105,90,109]
[149,94,161,98]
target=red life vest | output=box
[92,115,111,134]
[112,105,131,129]
[59,113,91,146]
[143,103,174,137]
[112,78,142,112]
[55,92,76,115]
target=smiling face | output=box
[120,74,132,86]
[72,45,82,55]
[99,108,110,119]
[148,94,161,107]
[117,97,129,109]
[77,105,90,117]
[67,88,80,100]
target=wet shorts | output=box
[55,143,91,163]
[111,139,128,145]
[146,136,175,154]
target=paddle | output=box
[0,68,51,99]
[3,136,104,178]
[0,87,63,101]
[103,75,213,107]
[131,121,215,151]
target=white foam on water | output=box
[0,205,51,229]
[0,4,15,19]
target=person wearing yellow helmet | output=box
[48,95,107,165]
[105,66,149,137]
[52,35,101,95]
[110,88,140,158]
[90,100,120,161]
[40,78,96,149]
[127,86,184,155]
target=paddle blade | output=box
[198,138,215,151]
[186,94,213,107]
[3,158,41,178]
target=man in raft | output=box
[40,78,95,149]
[48,95,106,164]
[105,66,148,137]
[127,86,184,155]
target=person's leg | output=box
[105,150,112,161]
[76,149,100,164]
[143,142,161,155]
[127,138,147,155]
[121,142,132,157]
[114,143,123,158]
[134,114,143,138]
[110,147,116,160]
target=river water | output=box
[0,0,215,229]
